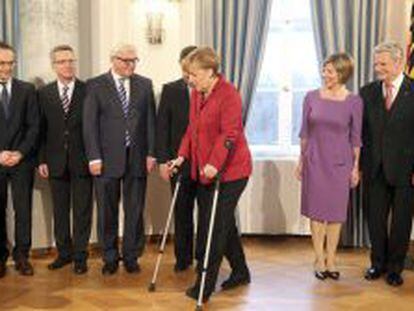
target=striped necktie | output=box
[1,82,9,119]
[61,85,70,116]
[118,78,131,146]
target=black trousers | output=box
[365,168,414,274]
[95,167,147,264]
[170,174,197,266]
[49,169,93,262]
[0,167,34,262]
[195,178,249,293]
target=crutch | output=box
[148,170,182,292]
[195,141,233,311]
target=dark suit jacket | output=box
[156,78,191,176]
[0,78,39,171]
[38,79,89,177]
[361,75,414,186]
[83,72,156,178]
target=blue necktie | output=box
[1,82,9,119]
[118,78,131,146]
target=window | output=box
[246,0,320,158]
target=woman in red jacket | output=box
[170,47,252,302]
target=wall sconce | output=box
[146,12,164,44]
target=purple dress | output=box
[300,90,363,222]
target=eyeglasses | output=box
[115,56,139,65]
[0,60,15,67]
[54,59,76,65]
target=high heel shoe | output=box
[314,270,328,280]
[326,270,340,280]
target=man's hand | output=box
[1,151,23,167]
[201,164,218,179]
[89,161,103,176]
[38,163,49,179]
[159,163,170,181]
[0,151,12,166]
[147,156,156,173]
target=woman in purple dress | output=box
[295,53,363,280]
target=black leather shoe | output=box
[185,285,211,303]
[48,257,72,270]
[124,261,141,274]
[314,270,328,280]
[386,272,403,287]
[364,267,383,280]
[221,273,251,290]
[0,261,6,278]
[174,262,192,272]
[15,259,34,276]
[74,261,88,275]
[326,271,340,280]
[102,262,119,275]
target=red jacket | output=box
[178,75,252,184]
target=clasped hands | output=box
[0,151,23,167]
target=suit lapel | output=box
[50,81,65,114]
[8,79,23,122]
[70,79,82,112]
[388,76,412,121]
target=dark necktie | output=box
[61,85,70,116]
[118,78,131,146]
[1,82,9,119]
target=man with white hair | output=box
[83,44,156,275]
[361,41,414,286]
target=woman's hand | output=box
[167,156,185,176]
[350,167,360,188]
[201,164,218,179]
[295,160,303,181]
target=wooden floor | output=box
[0,237,413,311]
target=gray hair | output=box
[110,43,137,58]
[374,41,404,61]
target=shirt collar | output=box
[384,72,404,90]
[57,79,75,91]
[111,70,129,84]
[0,78,12,91]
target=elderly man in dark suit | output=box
[0,42,39,278]
[38,45,92,275]
[156,46,197,272]
[83,44,156,275]
[361,41,414,287]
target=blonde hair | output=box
[374,41,404,61]
[187,46,220,74]
[323,52,354,84]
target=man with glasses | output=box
[83,44,156,275]
[0,41,39,278]
[38,45,93,274]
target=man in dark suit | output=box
[156,46,197,272]
[38,45,93,274]
[361,41,414,286]
[0,42,39,277]
[83,44,156,275]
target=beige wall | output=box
[8,0,414,249]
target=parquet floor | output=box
[0,237,413,311]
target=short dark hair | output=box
[179,45,197,62]
[50,44,74,62]
[0,41,15,54]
